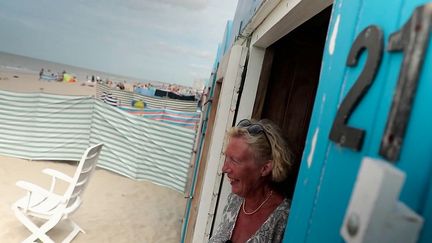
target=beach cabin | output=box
[182,0,432,242]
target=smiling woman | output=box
[209,119,293,243]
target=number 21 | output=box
[329,4,432,162]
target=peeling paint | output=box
[320,94,326,114]
[329,14,340,55]
[315,93,327,125]
[307,128,319,168]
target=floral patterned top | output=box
[209,193,290,243]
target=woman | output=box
[209,119,293,243]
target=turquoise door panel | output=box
[422,182,432,240]
[284,0,432,242]
[282,1,364,241]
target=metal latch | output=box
[340,157,423,243]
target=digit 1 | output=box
[329,26,383,150]
[379,4,432,162]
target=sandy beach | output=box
[0,156,186,242]
[0,69,187,242]
[0,68,96,96]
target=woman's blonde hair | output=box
[227,119,293,182]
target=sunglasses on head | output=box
[236,119,270,145]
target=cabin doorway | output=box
[252,6,332,199]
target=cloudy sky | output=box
[0,0,238,86]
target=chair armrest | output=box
[16,181,66,204]
[42,168,73,183]
[16,180,50,197]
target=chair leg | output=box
[13,207,59,243]
[19,217,56,243]
[62,219,85,243]
[24,233,54,243]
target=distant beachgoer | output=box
[117,82,125,90]
[39,68,44,80]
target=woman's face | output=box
[222,136,266,197]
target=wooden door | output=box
[253,6,332,199]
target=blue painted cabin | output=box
[183,0,432,242]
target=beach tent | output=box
[63,73,76,83]
[40,73,58,81]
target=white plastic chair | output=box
[12,143,104,243]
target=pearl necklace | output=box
[242,190,273,215]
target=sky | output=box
[0,0,238,87]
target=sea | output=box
[0,51,152,84]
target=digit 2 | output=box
[379,4,432,161]
[329,26,384,150]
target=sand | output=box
[0,156,186,242]
[0,69,96,96]
[0,68,187,242]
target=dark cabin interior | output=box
[252,6,332,199]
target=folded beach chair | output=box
[12,143,104,243]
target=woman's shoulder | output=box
[226,193,243,208]
[250,197,290,242]
[280,198,290,210]
[268,197,290,224]
[275,198,290,215]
